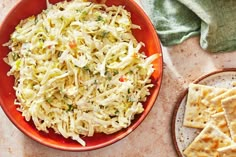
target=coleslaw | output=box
[4,0,158,146]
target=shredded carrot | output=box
[69,40,77,49]
[119,76,127,82]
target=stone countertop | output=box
[1,1,236,157]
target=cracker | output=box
[183,123,233,157]
[211,88,236,107]
[221,95,236,142]
[210,112,230,137]
[217,144,236,157]
[183,83,227,128]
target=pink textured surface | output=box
[1,0,236,157]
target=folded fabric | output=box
[142,0,236,53]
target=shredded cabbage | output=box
[4,0,158,146]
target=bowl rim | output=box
[0,0,163,151]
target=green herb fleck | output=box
[101,31,109,38]
[46,98,52,103]
[35,18,38,24]
[67,104,73,111]
[81,11,88,20]
[113,70,119,75]
[12,53,20,61]
[94,80,97,84]
[59,7,64,11]
[82,11,88,15]
[107,76,112,81]
[115,110,119,115]
[83,65,90,71]
[96,15,103,21]
[57,51,63,57]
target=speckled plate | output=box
[172,68,236,157]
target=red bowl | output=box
[0,0,163,151]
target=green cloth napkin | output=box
[142,0,236,52]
